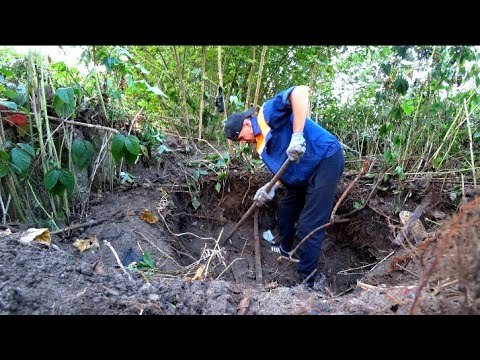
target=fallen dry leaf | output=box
[264,281,278,291]
[399,210,428,241]
[237,296,251,315]
[192,264,206,281]
[19,228,51,246]
[140,209,159,224]
[92,261,104,274]
[73,236,99,253]
[0,228,12,237]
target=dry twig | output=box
[134,230,184,269]
[157,211,217,242]
[103,240,134,282]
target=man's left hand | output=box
[286,132,306,162]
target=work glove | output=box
[286,132,306,162]
[253,183,278,207]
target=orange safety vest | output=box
[254,105,271,157]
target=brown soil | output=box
[1,138,477,315]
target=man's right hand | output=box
[253,183,278,207]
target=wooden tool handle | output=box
[219,159,291,246]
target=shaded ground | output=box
[1,138,478,315]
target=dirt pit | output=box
[168,171,389,296]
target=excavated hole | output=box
[166,171,392,295]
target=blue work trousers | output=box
[278,148,344,281]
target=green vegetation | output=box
[0,46,478,226]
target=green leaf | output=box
[381,63,391,76]
[193,169,200,181]
[379,123,393,136]
[142,251,154,268]
[125,135,140,155]
[215,159,225,168]
[394,77,408,96]
[14,84,27,106]
[3,88,18,99]
[205,153,221,160]
[140,144,149,158]
[391,107,403,120]
[383,150,394,164]
[10,148,31,176]
[103,57,120,72]
[147,86,168,98]
[0,100,17,110]
[51,62,67,72]
[120,171,135,184]
[0,67,14,77]
[72,85,82,103]
[394,166,405,178]
[353,201,363,209]
[215,182,221,193]
[468,93,479,112]
[135,65,150,75]
[8,163,21,175]
[111,134,126,161]
[72,139,93,169]
[56,87,75,106]
[393,134,403,147]
[53,88,75,117]
[0,149,9,162]
[17,143,35,158]
[394,46,409,59]
[58,169,75,194]
[124,151,138,165]
[50,182,66,195]
[400,99,414,116]
[0,164,8,178]
[43,169,61,192]
[43,169,75,195]
[135,82,148,92]
[0,150,10,178]
[381,107,391,117]
[117,47,133,58]
[429,102,444,114]
[191,196,201,210]
[432,157,442,169]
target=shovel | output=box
[219,158,291,246]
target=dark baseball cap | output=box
[223,106,255,140]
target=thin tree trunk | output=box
[308,47,323,118]
[217,46,228,119]
[309,47,322,93]
[172,46,191,137]
[204,49,217,138]
[253,46,268,114]
[199,46,207,140]
[218,46,234,157]
[245,46,257,110]
[253,208,263,284]
[229,56,239,104]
